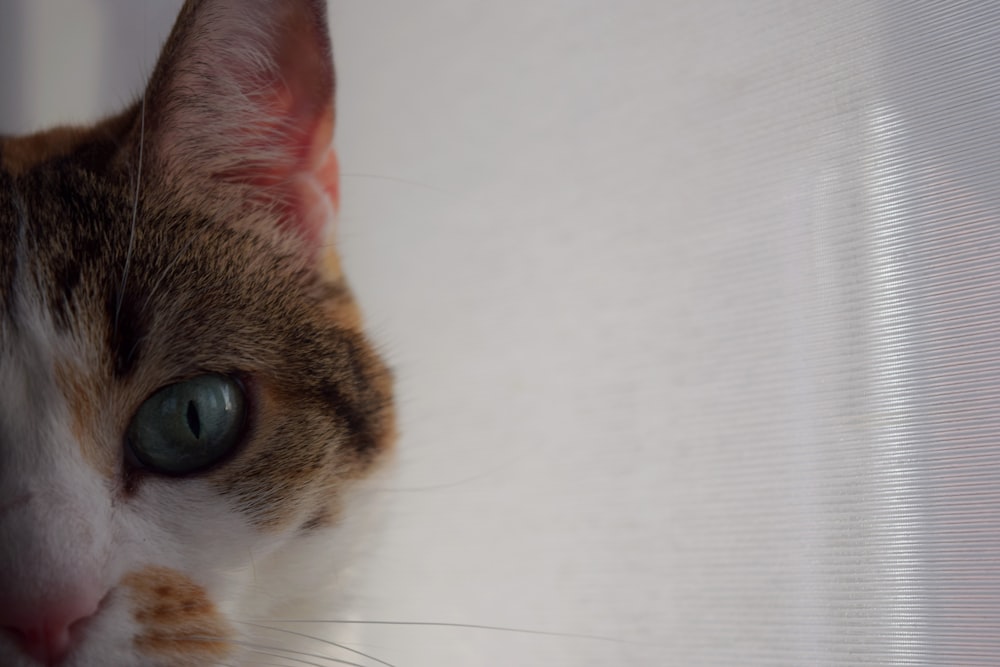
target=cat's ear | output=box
[142,0,338,244]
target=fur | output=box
[0,1,395,665]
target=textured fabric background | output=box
[6,2,1000,665]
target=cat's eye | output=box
[127,374,246,475]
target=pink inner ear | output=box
[151,0,339,246]
[259,5,339,244]
[223,93,339,245]
[237,59,339,245]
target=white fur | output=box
[0,250,386,667]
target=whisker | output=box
[189,635,371,667]
[241,650,329,667]
[115,89,147,330]
[370,467,511,493]
[251,619,635,645]
[239,621,397,667]
[245,647,372,667]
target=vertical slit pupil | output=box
[186,400,201,439]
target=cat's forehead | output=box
[0,127,358,399]
[0,145,159,368]
[0,138,392,524]
[1,132,285,355]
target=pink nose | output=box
[0,596,100,665]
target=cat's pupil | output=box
[186,401,201,439]
[126,374,246,475]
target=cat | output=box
[0,1,396,665]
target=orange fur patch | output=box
[124,566,233,662]
[320,268,363,330]
[53,361,115,478]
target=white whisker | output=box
[254,619,638,645]
[189,635,372,667]
[238,621,397,667]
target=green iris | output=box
[128,374,246,475]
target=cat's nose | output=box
[0,594,101,665]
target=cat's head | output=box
[0,1,395,665]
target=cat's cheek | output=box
[55,572,232,667]
[123,566,235,665]
[64,486,272,666]
[63,594,150,667]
